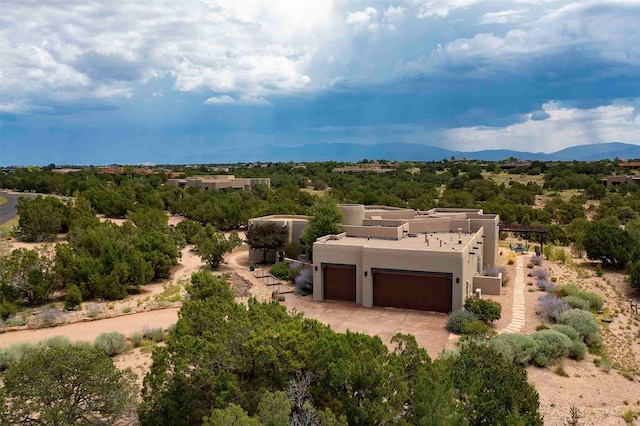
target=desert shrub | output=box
[552,325,587,360]
[550,276,558,282]
[461,319,492,336]
[463,298,501,322]
[537,294,571,323]
[532,268,549,281]
[446,310,479,334]
[94,332,127,357]
[43,336,72,349]
[38,307,60,328]
[287,261,305,282]
[507,252,516,265]
[562,295,591,311]
[536,279,556,292]
[269,262,289,280]
[64,284,83,311]
[595,265,603,277]
[527,262,534,269]
[284,241,301,260]
[87,303,103,318]
[0,300,19,321]
[558,309,602,347]
[490,333,539,365]
[129,331,143,347]
[483,265,505,277]
[0,342,37,370]
[530,255,542,266]
[294,266,313,295]
[143,326,165,343]
[530,329,573,366]
[560,284,603,311]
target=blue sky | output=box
[1,0,639,165]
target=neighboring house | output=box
[249,205,500,314]
[332,163,395,173]
[600,175,640,187]
[247,215,309,263]
[618,162,640,170]
[166,175,271,190]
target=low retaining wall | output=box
[473,273,502,295]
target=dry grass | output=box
[482,172,545,186]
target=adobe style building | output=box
[167,175,270,191]
[247,214,309,263]
[600,175,640,187]
[249,205,500,313]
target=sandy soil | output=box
[486,239,640,425]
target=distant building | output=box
[167,175,270,190]
[619,162,640,170]
[500,160,532,170]
[97,167,157,176]
[332,163,395,174]
[601,175,640,187]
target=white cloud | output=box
[0,0,335,110]
[415,0,484,18]
[204,95,271,106]
[480,9,529,24]
[345,7,379,31]
[441,101,640,153]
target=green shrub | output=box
[558,309,602,347]
[0,300,19,321]
[595,265,603,277]
[94,332,127,357]
[43,335,72,349]
[560,284,603,311]
[269,262,289,280]
[490,333,539,365]
[550,277,558,282]
[562,295,591,311]
[143,326,165,343]
[464,298,501,322]
[461,319,492,336]
[0,342,37,370]
[129,331,143,347]
[446,310,479,334]
[552,325,587,360]
[64,284,83,311]
[531,329,573,366]
[284,241,301,260]
[287,262,305,282]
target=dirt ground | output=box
[484,240,640,425]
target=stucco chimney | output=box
[458,227,462,244]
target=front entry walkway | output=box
[500,256,526,333]
[282,295,450,359]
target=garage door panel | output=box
[373,271,451,313]
[323,264,356,302]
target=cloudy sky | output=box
[1,0,639,165]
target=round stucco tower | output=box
[339,204,365,226]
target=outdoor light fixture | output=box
[314,266,318,272]
[364,271,368,277]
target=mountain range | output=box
[209,142,640,164]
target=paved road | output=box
[0,193,37,225]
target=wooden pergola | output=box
[498,223,547,256]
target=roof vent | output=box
[407,233,417,238]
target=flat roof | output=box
[316,231,480,253]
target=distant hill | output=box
[212,142,639,163]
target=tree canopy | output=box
[301,196,343,260]
[245,222,289,263]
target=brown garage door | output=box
[373,270,452,313]
[323,264,356,302]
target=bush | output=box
[95,332,127,357]
[463,298,501,322]
[537,294,571,323]
[530,255,542,266]
[64,284,83,311]
[532,268,549,281]
[129,331,143,347]
[562,295,591,311]
[38,307,60,328]
[595,265,603,277]
[531,329,573,366]
[552,325,587,360]
[461,319,492,336]
[536,279,556,292]
[550,277,558,282]
[143,326,165,343]
[0,300,19,321]
[507,252,516,265]
[284,241,301,260]
[446,310,479,334]
[0,342,38,370]
[287,261,305,282]
[558,309,602,347]
[483,265,505,277]
[559,284,603,311]
[490,333,539,365]
[269,262,289,280]
[294,266,313,295]
[87,303,102,318]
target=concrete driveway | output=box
[282,295,450,359]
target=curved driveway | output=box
[0,193,37,225]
